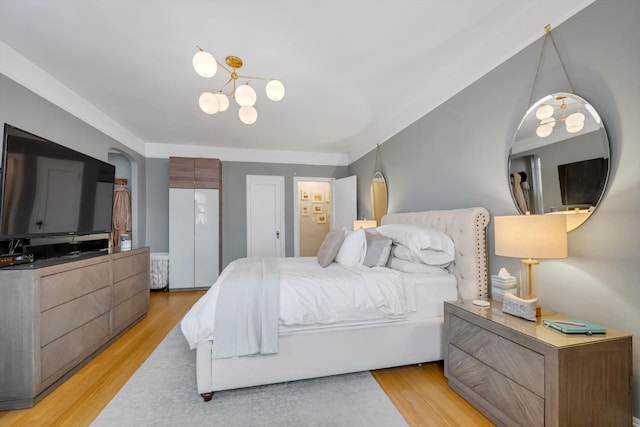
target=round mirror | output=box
[509,92,610,231]
[371,171,388,226]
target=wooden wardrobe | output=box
[168,157,222,289]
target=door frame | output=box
[246,175,286,257]
[293,176,332,257]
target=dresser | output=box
[444,300,632,427]
[0,247,149,410]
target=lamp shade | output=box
[353,220,377,230]
[495,215,567,259]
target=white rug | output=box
[92,324,409,427]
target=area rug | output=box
[92,324,409,427]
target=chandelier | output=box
[192,47,285,124]
[535,95,585,137]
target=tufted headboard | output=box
[381,207,490,300]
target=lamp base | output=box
[520,259,542,317]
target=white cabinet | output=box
[169,188,219,289]
[169,157,221,290]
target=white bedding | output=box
[181,256,455,350]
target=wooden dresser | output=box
[444,300,632,427]
[0,247,150,410]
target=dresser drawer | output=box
[40,287,111,346]
[112,290,149,333]
[40,313,110,383]
[449,313,544,397]
[113,271,149,306]
[40,261,110,311]
[448,344,544,427]
[113,252,148,283]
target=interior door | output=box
[194,188,219,287]
[331,176,357,231]
[246,175,285,257]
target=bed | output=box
[181,207,489,401]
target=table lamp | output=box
[353,218,377,230]
[494,214,567,316]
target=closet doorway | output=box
[293,176,356,257]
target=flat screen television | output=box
[557,157,608,207]
[0,124,116,240]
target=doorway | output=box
[293,176,357,257]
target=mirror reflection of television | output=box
[0,124,116,240]
[557,157,608,207]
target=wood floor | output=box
[0,290,494,427]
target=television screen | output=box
[557,157,608,206]
[0,124,116,239]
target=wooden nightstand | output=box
[444,300,632,427]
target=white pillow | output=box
[335,228,367,266]
[377,224,455,266]
[389,258,448,274]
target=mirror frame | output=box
[370,171,388,226]
[508,92,610,231]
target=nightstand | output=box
[444,300,632,427]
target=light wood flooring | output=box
[0,290,494,427]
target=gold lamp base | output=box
[520,258,542,317]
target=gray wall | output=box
[145,159,348,267]
[0,74,147,247]
[350,0,640,416]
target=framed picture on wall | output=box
[301,190,310,201]
[301,205,310,216]
[313,204,324,214]
[313,192,324,203]
[317,215,327,224]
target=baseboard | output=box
[633,416,640,427]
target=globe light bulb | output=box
[536,123,553,137]
[198,92,219,114]
[193,50,217,78]
[536,104,554,120]
[566,111,585,127]
[239,106,258,124]
[266,80,285,101]
[566,121,584,133]
[215,93,229,112]
[234,84,257,107]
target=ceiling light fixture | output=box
[192,46,285,125]
[535,95,585,137]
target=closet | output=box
[169,157,221,289]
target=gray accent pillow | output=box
[317,230,346,268]
[363,231,393,267]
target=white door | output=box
[331,176,357,231]
[194,189,219,287]
[247,175,285,257]
[169,189,195,289]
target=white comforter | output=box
[181,257,414,350]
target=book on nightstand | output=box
[543,319,607,335]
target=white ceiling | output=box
[0,0,594,164]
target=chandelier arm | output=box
[548,31,576,94]
[218,77,234,93]
[527,32,549,108]
[216,60,233,75]
[235,74,275,81]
